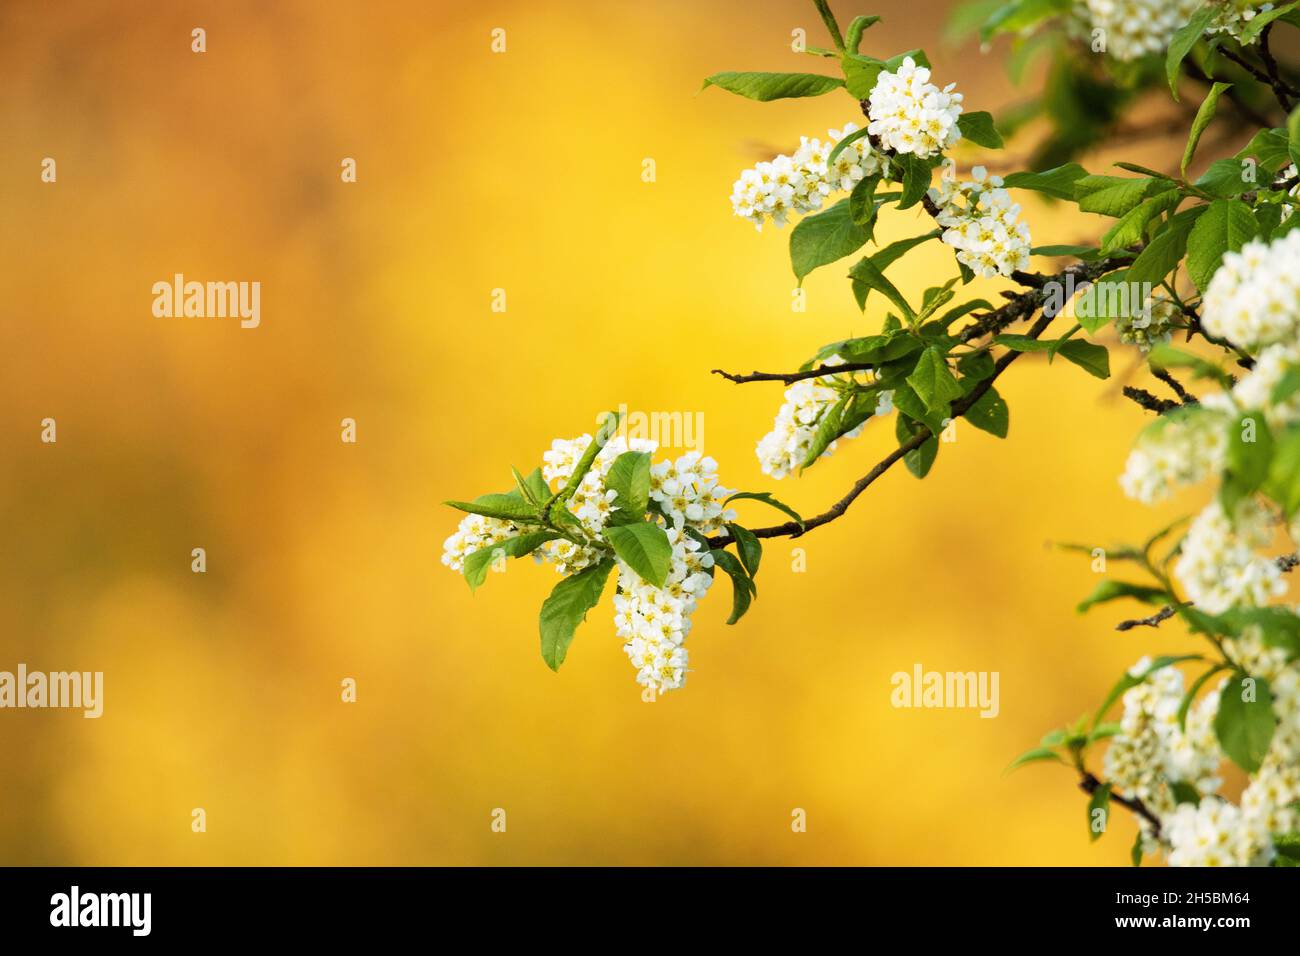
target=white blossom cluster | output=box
[1115,296,1178,353]
[615,525,714,693]
[1117,400,1233,505]
[755,357,889,479]
[930,166,1033,278]
[1103,660,1223,852]
[1109,230,1300,865]
[443,432,740,695]
[1103,652,1300,866]
[1162,659,1300,866]
[440,512,520,573]
[1074,0,1269,62]
[1204,1,1275,43]
[1174,499,1287,614]
[865,57,963,159]
[1202,230,1300,350]
[650,451,738,535]
[730,122,884,230]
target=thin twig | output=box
[1115,603,1187,632]
[1121,386,1182,415]
[1079,772,1163,839]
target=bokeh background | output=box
[0,0,1222,864]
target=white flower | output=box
[1203,230,1300,350]
[1174,499,1287,615]
[1116,296,1178,353]
[440,513,518,572]
[445,429,743,695]
[614,525,715,693]
[755,357,887,479]
[730,122,884,230]
[1165,798,1271,867]
[866,57,963,159]
[1075,0,1197,62]
[1231,344,1300,430]
[930,166,1032,278]
[1117,403,1233,504]
[649,451,737,535]
[1205,2,1275,44]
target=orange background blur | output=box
[0,0,1205,864]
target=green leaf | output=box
[1002,162,1089,200]
[1166,6,1218,98]
[445,493,538,522]
[848,174,881,226]
[1100,191,1181,255]
[995,334,1054,352]
[1130,831,1143,867]
[965,386,1009,438]
[701,71,845,101]
[1235,127,1291,175]
[896,414,939,478]
[844,14,881,53]
[710,549,755,624]
[463,531,561,592]
[520,467,551,506]
[556,410,622,506]
[896,153,933,210]
[1274,832,1300,864]
[892,383,946,433]
[1195,158,1255,199]
[801,395,849,468]
[1266,426,1300,518]
[980,0,1072,41]
[1182,82,1231,175]
[604,451,651,525]
[907,348,963,413]
[827,124,872,168]
[1221,411,1274,513]
[956,110,1004,148]
[1057,339,1110,379]
[1240,1,1300,42]
[1217,608,1300,657]
[1004,745,1064,774]
[1215,674,1277,773]
[1076,580,1167,613]
[1089,722,1121,742]
[604,522,673,588]
[1186,199,1258,293]
[1032,244,1097,257]
[725,491,805,530]
[841,53,885,98]
[1074,175,1168,218]
[1088,783,1111,842]
[958,349,996,382]
[850,232,941,309]
[1177,664,1231,731]
[791,198,874,283]
[848,254,916,319]
[1289,102,1300,174]
[728,523,762,579]
[539,558,615,671]
[1125,207,1203,286]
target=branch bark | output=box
[707,255,1127,547]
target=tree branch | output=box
[1115,603,1184,631]
[1121,386,1182,415]
[706,259,1128,547]
[1078,772,1163,840]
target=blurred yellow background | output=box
[0,0,1210,864]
